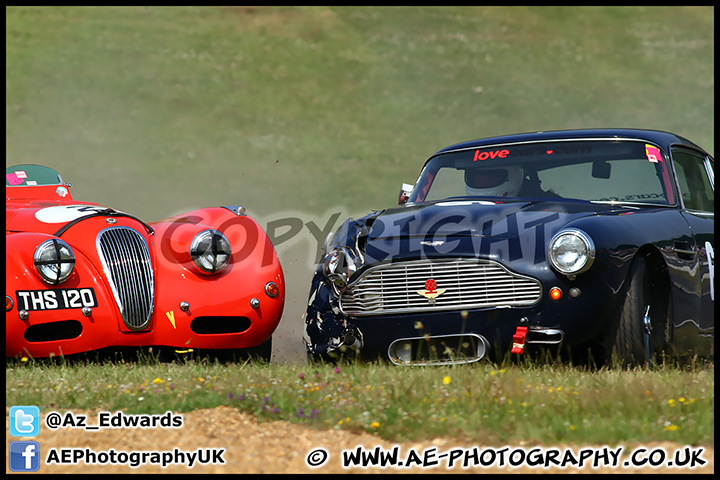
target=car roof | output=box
[434,128,707,156]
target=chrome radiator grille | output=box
[340,258,541,316]
[97,227,154,330]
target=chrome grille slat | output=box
[97,227,154,330]
[340,258,541,316]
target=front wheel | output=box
[609,259,670,368]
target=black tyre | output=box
[184,337,273,363]
[610,259,670,368]
[240,336,273,363]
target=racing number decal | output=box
[35,205,112,224]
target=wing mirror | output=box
[398,183,414,204]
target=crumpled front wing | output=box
[304,274,360,355]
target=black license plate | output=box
[16,288,98,311]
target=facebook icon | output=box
[9,441,41,472]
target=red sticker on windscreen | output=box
[473,149,510,161]
[6,173,24,185]
[645,144,663,163]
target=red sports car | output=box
[6,164,285,360]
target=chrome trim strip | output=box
[387,333,489,366]
[221,205,246,216]
[525,328,564,345]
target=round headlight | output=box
[190,230,231,274]
[548,228,595,278]
[34,238,75,284]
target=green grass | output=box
[5,357,714,447]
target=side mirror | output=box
[398,183,414,205]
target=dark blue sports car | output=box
[304,129,714,366]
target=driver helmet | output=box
[465,166,524,197]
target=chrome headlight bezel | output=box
[34,238,76,284]
[190,229,232,274]
[548,228,595,278]
[323,246,359,292]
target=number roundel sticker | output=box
[34,205,109,224]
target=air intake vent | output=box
[340,258,541,316]
[97,227,154,330]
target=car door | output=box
[671,147,714,353]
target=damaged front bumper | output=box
[304,275,567,365]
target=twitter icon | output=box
[9,406,41,437]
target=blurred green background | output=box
[6,6,713,219]
[6,6,714,361]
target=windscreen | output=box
[6,164,64,187]
[408,140,676,205]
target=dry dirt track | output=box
[6,406,713,474]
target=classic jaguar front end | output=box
[6,164,285,360]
